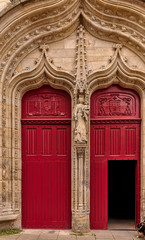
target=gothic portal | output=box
[0,0,145,233]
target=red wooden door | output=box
[90,125,108,229]
[22,86,71,229]
[90,85,141,229]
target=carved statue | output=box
[74,95,89,143]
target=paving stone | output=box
[38,233,58,240]
[41,230,59,234]
[0,230,140,240]
[21,230,42,234]
[58,235,77,240]
[111,231,133,239]
[94,236,113,239]
[0,234,20,240]
[128,231,138,239]
[92,230,113,239]
[115,239,134,240]
[77,237,95,240]
[17,233,40,240]
[91,239,114,240]
[58,230,71,235]
[112,239,134,240]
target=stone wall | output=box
[0,0,145,232]
[16,31,145,76]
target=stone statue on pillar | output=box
[74,95,89,143]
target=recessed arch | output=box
[0,45,75,225]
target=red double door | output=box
[22,86,71,229]
[90,85,141,229]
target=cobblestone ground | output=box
[0,229,139,240]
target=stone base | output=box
[0,220,21,230]
[72,213,90,233]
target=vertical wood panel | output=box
[26,128,37,155]
[110,128,121,155]
[57,128,67,155]
[90,126,108,229]
[95,128,105,155]
[90,159,108,229]
[41,128,52,155]
[126,128,136,155]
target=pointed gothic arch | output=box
[0,0,145,232]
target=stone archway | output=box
[0,0,145,232]
[0,46,75,228]
[87,44,145,231]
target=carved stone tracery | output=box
[74,25,88,94]
[0,0,145,87]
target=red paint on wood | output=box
[22,85,71,229]
[22,85,71,119]
[91,85,140,119]
[90,85,140,229]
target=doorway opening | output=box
[108,160,135,229]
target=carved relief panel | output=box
[91,85,140,119]
[22,85,71,119]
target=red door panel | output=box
[90,125,108,229]
[22,86,71,229]
[90,85,141,229]
[90,160,107,229]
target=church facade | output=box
[0,0,145,233]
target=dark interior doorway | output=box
[108,160,135,226]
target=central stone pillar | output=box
[71,93,90,233]
[72,25,90,233]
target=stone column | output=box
[72,146,90,233]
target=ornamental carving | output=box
[91,85,140,119]
[21,120,71,125]
[74,25,88,94]
[26,94,66,117]
[96,93,135,117]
